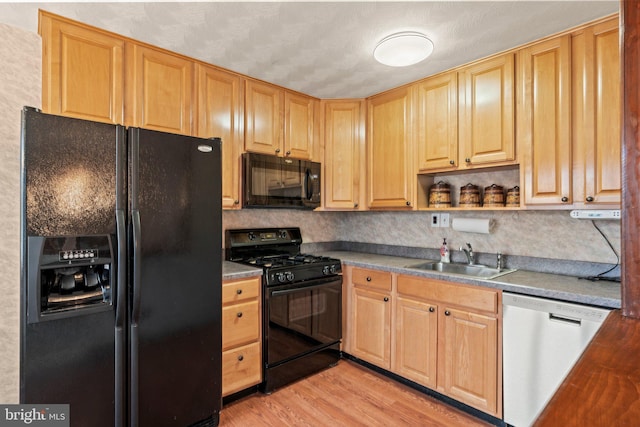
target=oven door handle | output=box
[270,279,342,297]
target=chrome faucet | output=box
[460,243,475,265]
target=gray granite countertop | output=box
[222,261,262,280]
[318,251,621,309]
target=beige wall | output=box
[0,23,41,404]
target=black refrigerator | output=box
[19,107,222,427]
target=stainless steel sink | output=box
[404,261,516,280]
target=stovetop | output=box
[225,227,342,286]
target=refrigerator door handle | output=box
[130,208,141,427]
[115,209,126,427]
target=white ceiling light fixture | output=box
[374,31,434,67]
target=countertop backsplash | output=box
[223,208,621,267]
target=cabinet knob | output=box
[561,196,569,203]
[237,355,244,362]
[429,307,435,313]
[286,150,291,156]
[236,289,243,295]
[237,312,243,318]
[406,201,411,206]
[586,196,594,202]
[449,160,455,165]
[383,297,389,302]
[465,158,471,163]
[354,203,359,208]
[444,310,451,316]
[234,199,239,205]
[366,276,372,282]
[275,148,281,154]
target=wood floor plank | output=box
[220,360,491,426]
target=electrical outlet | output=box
[430,213,440,228]
[440,213,450,228]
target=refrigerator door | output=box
[20,107,121,427]
[128,128,222,426]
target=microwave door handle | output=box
[305,168,313,200]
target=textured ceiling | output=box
[0,1,619,99]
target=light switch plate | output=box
[440,213,450,228]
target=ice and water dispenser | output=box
[26,235,114,323]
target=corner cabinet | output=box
[40,12,124,124]
[323,100,365,210]
[367,87,415,209]
[125,42,194,135]
[222,277,262,397]
[195,64,243,209]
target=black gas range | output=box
[225,227,343,393]
[225,227,342,286]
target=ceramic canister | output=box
[483,184,505,207]
[429,181,451,208]
[506,185,520,207]
[459,183,481,207]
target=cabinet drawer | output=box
[222,300,260,350]
[397,275,498,314]
[222,341,262,397]
[352,267,392,291]
[222,277,260,304]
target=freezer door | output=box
[128,128,222,426]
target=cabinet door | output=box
[441,307,498,416]
[416,73,458,171]
[324,100,364,210]
[394,297,438,389]
[367,87,414,209]
[284,91,314,159]
[40,12,124,124]
[245,80,283,155]
[195,64,243,209]
[458,53,515,168]
[574,19,621,206]
[125,43,193,135]
[351,287,391,369]
[519,36,572,205]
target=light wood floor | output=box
[220,360,492,426]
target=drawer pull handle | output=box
[237,355,244,362]
[429,307,435,313]
[237,312,243,318]
[383,297,389,302]
[444,310,451,316]
[366,276,372,282]
[237,289,243,295]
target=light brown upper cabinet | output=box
[367,86,415,209]
[323,100,365,210]
[572,17,621,207]
[519,36,572,206]
[245,80,316,160]
[458,53,516,169]
[125,43,193,135]
[40,11,124,124]
[415,72,459,172]
[195,64,243,209]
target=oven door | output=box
[265,276,342,367]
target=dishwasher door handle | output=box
[549,313,582,326]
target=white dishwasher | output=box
[502,292,611,427]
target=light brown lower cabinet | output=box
[346,266,502,418]
[222,277,262,397]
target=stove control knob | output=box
[330,265,338,274]
[322,265,330,275]
[286,272,295,282]
[276,272,287,283]
[248,232,256,241]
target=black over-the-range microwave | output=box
[242,152,321,209]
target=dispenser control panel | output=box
[59,249,98,261]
